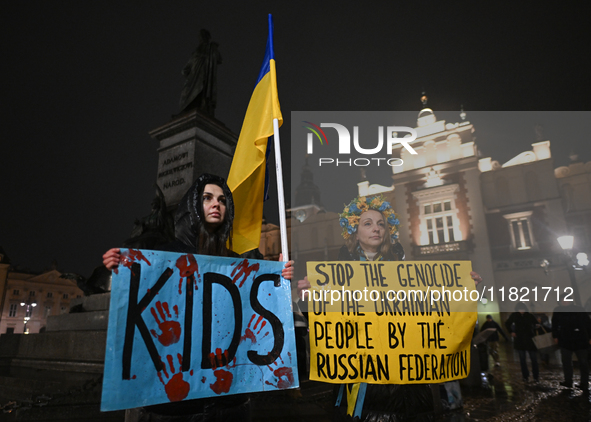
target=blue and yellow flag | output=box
[228,15,283,255]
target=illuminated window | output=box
[424,200,456,244]
[413,184,462,246]
[504,211,536,250]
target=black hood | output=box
[174,173,234,250]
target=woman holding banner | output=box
[298,194,481,422]
[103,173,294,422]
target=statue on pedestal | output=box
[179,29,222,116]
[124,184,175,250]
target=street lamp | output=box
[20,299,37,334]
[557,235,574,251]
[557,235,583,306]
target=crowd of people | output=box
[479,300,590,393]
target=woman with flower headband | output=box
[337,194,404,262]
[298,194,482,421]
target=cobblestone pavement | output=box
[452,342,591,422]
[251,342,591,422]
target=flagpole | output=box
[272,118,289,262]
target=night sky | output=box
[1,2,589,276]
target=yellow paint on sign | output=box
[305,261,477,384]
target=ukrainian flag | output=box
[227,15,283,255]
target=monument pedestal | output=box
[149,109,238,208]
[0,293,124,421]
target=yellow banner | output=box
[306,261,477,384]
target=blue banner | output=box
[101,249,298,411]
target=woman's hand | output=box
[103,248,121,271]
[470,271,483,286]
[279,253,295,280]
[297,276,311,301]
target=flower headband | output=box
[339,195,400,241]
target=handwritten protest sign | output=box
[306,261,477,384]
[101,249,298,411]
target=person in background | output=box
[481,314,509,367]
[505,303,539,383]
[552,295,591,392]
[535,314,552,365]
[297,194,483,422]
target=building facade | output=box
[0,269,84,334]
[287,107,591,325]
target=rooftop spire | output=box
[294,155,323,207]
[417,90,436,127]
[420,90,428,107]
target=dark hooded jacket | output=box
[165,173,236,256]
[145,174,245,419]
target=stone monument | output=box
[150,108,237,209]
[0,31,238,422]
[152,31,237,209]
[179,29,222,116]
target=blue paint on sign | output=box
[101,249,298,411]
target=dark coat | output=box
[505,312,538,351]
[552,305,591,351]
[481,320,508,342]
[337,244,402,262]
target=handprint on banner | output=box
[264,352,295,389]
[210,368,233,394]
[240,314,270,345]
[231,259,259,287]
[149,301,181,347]
[176,254,200,294]
[157,354,192,402]
[208,347,231,369]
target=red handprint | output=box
[150,301,181,347]
[157,354,191,402]
[121,249,151,269]
[231,259,259,288]
[240,314,269,345]
[210,368,233,395]
[176,254,199,294]
[208,347,230,369]
[264,366,295,389]
[265,353,294,389]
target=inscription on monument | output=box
[156,142,195,206]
